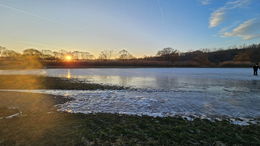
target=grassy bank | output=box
[0,75,125,90]
[0,91,260,145]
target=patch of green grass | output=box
[0,112,260,145]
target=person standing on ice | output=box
[253,63,259,76]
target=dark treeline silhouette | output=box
[0,44,260,69]
[143,44,260,67]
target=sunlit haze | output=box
[0,0,260,57]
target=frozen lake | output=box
[1,68,260,124]
[2,68,260,90]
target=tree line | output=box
[0,47,135,60]
[143,44,260,67]
[0,43,260,68]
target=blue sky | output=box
[0,0,260,57]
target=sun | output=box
[65,55,72,61]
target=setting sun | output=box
[65,55,72,61]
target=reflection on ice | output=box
[66,69,71,79]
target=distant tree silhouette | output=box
[0,46,6,57]
[247,44,260,62]
[99,50,114,60]
[1,43,260,68]
[233,52,250,62]
[157,47,179,62]
[118,49,135,60]
[23,49,43,57]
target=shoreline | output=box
[0,66,252,70]
[0,91,260,145]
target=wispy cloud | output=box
[200,0,212,5]
[0,3,58,24]
[209,0,251,28]
[222,18,260,40]
[209,7,226,28]
[219,21,241,34]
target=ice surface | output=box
[1,68,260,125]
[2,89,259,125]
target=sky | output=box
[0,0,260,57]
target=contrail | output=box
[0,2,88,31]
[155,0,165,24]
[18,40,62,49]
[0,2,60,24]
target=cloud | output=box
[200,0,212,5]
[209,8,226,28]
[219,21,241,34]
[209,0,251,28]
[222,18,260,40]
[226,0,251,9]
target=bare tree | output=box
[118,49,134,60]
[81,52,95,60]
[41,50,55,59]
[42,50,54,56]
[0,46,20,57]
[98,50,114,60]
[0,46,7,57]
[2,50,20,57]
[157,47,179,62]
[53,51,63,59]
[23,48,43,57]
[72,51,80,60]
